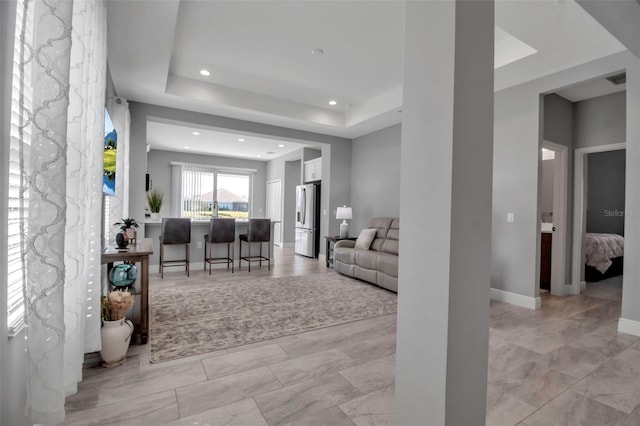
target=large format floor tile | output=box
[66,249,639,425]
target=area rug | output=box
[149,273,397,363]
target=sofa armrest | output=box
[334,240,356,249]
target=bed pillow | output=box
[355,228,377,250]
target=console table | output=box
[101,238,153,344]
[325,236,357,267]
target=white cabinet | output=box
[304,157,322,182]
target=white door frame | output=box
[571,142,626,294]
[542,141,569,296]
[266,179,283,246]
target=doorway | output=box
[539,141,569,297]
[571,144,626,295]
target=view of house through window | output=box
[182,166,250,220]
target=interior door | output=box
[267,180,283,246]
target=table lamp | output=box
[336,206,352,238]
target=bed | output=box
[584,233,624,282]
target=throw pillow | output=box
[355,228,377,250]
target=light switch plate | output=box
[507,212,515,223]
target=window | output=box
[7,0,34,335]
[181,165,252,220]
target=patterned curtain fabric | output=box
[12,0,107,422]
[64,0,107,395]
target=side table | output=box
[325,236,357,268]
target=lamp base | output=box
[339,221,349,239]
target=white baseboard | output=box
[618,318,640,337]
[490,288,541,310]
[580,281,586,291]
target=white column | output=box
[395,1,494,424]
[620,60,640,332]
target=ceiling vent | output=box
[606,72,626,85]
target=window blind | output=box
[182,164,215,221]
[7,0,33,335]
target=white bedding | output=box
[585,233,624,274]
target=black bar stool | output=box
[204,218,236,274]
[239,219,271,272]
[159,218,191,279]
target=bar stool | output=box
[159,218,191,279]
[239,219,271,272]
[204,218,236,274]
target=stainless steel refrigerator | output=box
[295,183,320,258]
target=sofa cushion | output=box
[355,228,377,250]
[355,265,378,284]
[377,252,398,278]
[381,218,399,255]
[334,246,356,265]
[355,249,378,270]
[368,217,393,251]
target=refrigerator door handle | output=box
[302,188,306,226]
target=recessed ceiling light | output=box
[238,138,245,142]
[184,146,190,149]
[329,100,337,106]
[311,48,324,56]
[199,69,211,76]
[192,131,200,136]
[256,155,262,158]
[278,144,284,148]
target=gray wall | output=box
[283,161,300,243]
[129,102,351,245]
[146,149,267,265]
[575,91,626,148]
[1,1,29,424]
[350,124,401,233]
[147,149,268,219]
[492,52,636,300]
[544,93,575,144]
[540,158,555,217]
[266,150,304,245]
[587,149,626,235]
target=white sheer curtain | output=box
[64,0,107,396]
[11,0,107,422]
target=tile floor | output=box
[65,251,637,425]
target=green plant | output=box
[113,218,139,232]
[147,189,164,213]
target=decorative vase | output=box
[115,232,129,248]
[150,212,160,221]
[100,318,134,368]
[108,263,138,288]
[125,227,136,243]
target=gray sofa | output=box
[333,217,399,292]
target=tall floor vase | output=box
[100,318,133,367]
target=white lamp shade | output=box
[336,207,352,220]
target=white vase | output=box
[150,212,160,221]
[126,227,136,242]
[100,318,134,367]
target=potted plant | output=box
[147,189,164,221]
[100,290,135,367]
[114,218,139,242]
